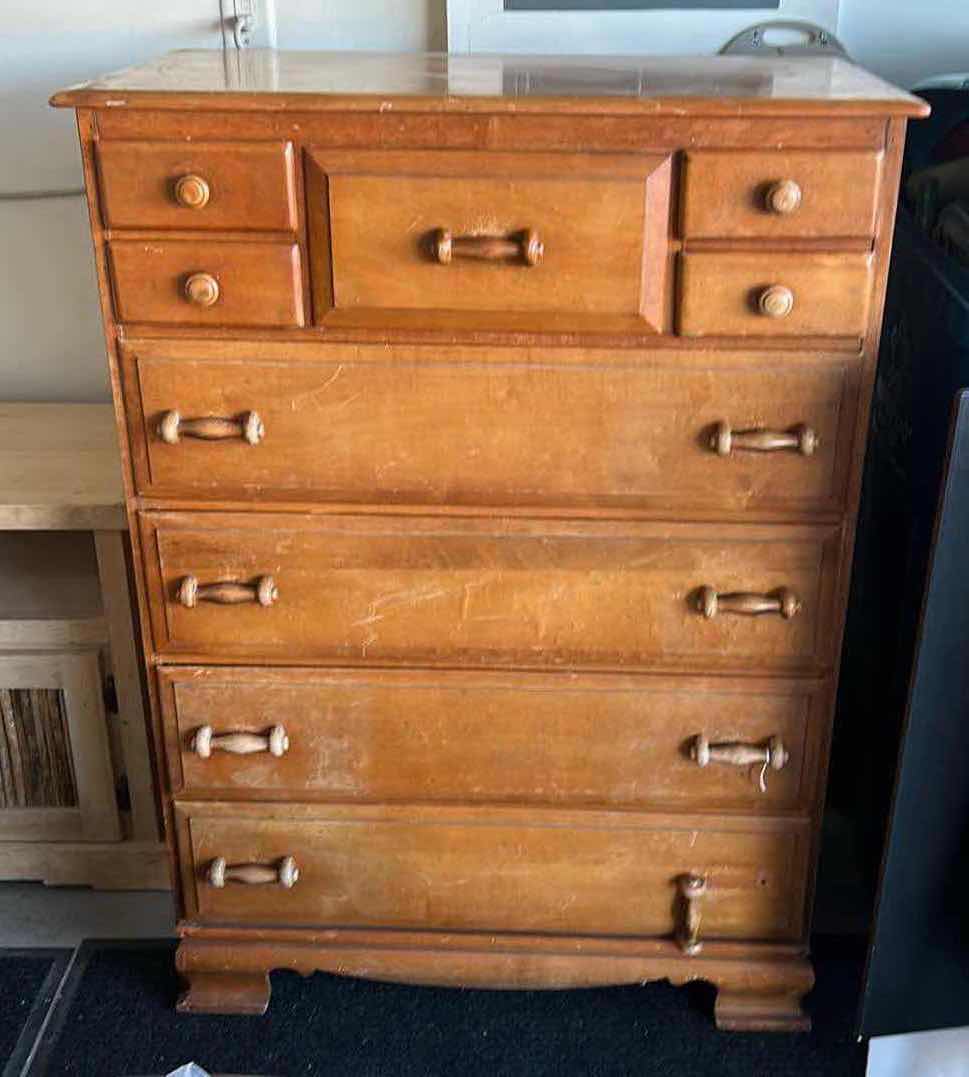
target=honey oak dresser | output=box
[53,50,927,1029]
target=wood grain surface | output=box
[680,150,881,239]
[161,666,826,813]
[140,512,840,673]
[108,239,305,327]
[124,344,857,516]
[97,140,297,232]
[178,801,808,940]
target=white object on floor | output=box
[868,1026,969,1077]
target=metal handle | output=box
[173,174,211,209]
[757,284,795,319]
[675,874,708,956]
[177,575,278,609]
[433,228,544,267]
[207,855,299,888]
[192,724,289,759]
[696,586,801,620]
[690,734,789,792]
[710,422,818,457]
[184,272,220,308]
[764,179,803,216]
[157,410,264,446]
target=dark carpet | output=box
[1,950,70,1077]
[33,938,867,1077]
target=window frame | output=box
[447,0,840,54]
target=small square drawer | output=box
[681,151,881,239]
[108,239,305,328]
[677,252,873,338]
[97,141,297,231]
[176,802,809,941]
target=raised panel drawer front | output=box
[162,667,823,812]
[178,803,808,940]
[680,151,881,239]
[108,239,305,327]
[678,252,873,338]
[141,513,840,673]
[97,141,297,231]
[306,149,672,333]
[126,345,856,516]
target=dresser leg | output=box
[177,970,271,1016]
[714,988,811,1032]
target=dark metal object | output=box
[720,20,848,58]
[860,391,969,1037]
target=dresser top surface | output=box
[52,49,928,117]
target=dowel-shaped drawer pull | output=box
[675,874,707,956]
[710,422,818,457]
[690,734,789,793]
[173,173,211,210]
[177,575,278,609]
[192,724,289,759]
[207,855,299,889]
[696,586,800,620]
[757,284,795,319]
[183,272,220,308]
[433,228,544,267]
[157,410,264,446]
[764,179,802,216]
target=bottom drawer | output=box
[177,804,808,942]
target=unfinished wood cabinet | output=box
[53,50,927,1028]
[0,407,166,888]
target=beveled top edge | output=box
[51,49,929,117]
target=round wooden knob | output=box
[765,179,802,216]
[758,285,795,319]
[184,272,220,308]
[174,174,210,209]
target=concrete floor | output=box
[0,882,174,947]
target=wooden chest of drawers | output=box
[54,50,927,1030]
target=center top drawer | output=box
[307,149,672,334]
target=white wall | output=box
[275,0,445,51]
[839,0,969,90]
[0,1,224,402]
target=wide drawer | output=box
[176,802,808,940]
[680,151,881,239]
[124,343,857,516]
[161,667,826,813]
[108,239,305,327]
[678,252,873,338]
[140,513,841,673]
[306,149,671,333]
[97,141,297,231]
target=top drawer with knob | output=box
[680,151,882,240]
[96,141,298,232]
